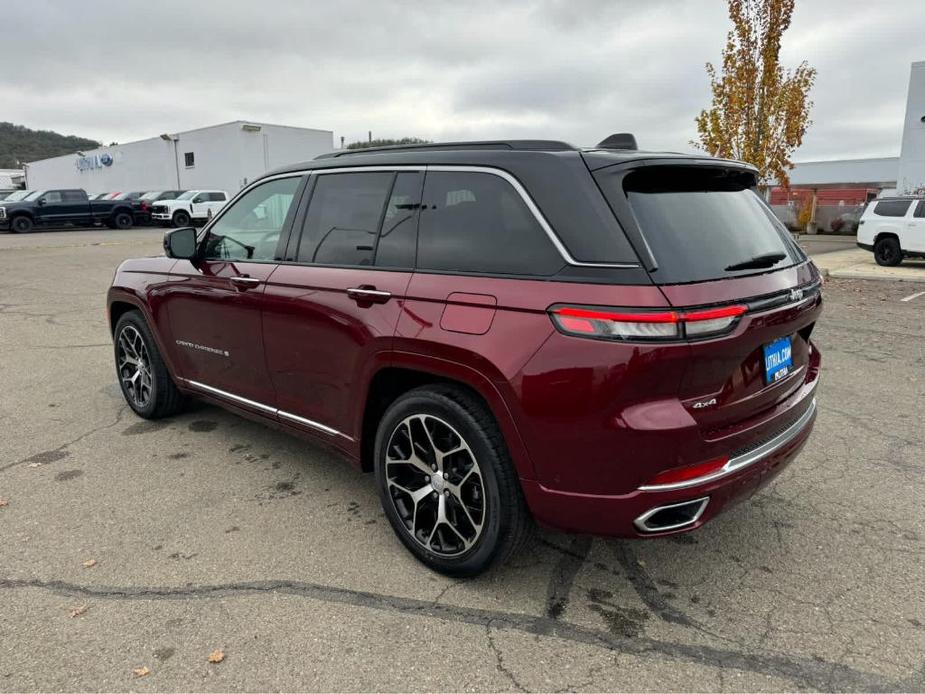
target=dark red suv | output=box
[107,137,822,575]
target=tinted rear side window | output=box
[417,171,563,276]
[874,200,912,217]
[375,172,422,268]
[297,172,393,266]
[599,166,802,284]
[915,201,925,218]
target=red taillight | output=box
[645,456,729,487]
[550,307,681,341]
[549,304,747,342]
[140,201,149,211]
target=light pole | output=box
[160,133,180,188]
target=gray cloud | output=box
[3,0,923,161]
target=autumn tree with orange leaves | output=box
[695,0,816,187]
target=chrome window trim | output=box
[179,378,353,441]
[200,165,640,269]
[424,165,640,269]
[633,497,709,533]
[638,398,817,492]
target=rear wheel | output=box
[11,216,33,233]
[874,236,902,266]
[172,210,190,227]
[114,310,185,419]
[113,211,133,229]
[374,385,532,576]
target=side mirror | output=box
[36,198,46,206]
[164,226,199,260]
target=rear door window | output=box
[416,171,563,276]
[873,200,912,217]
[296,172,394,266]
[374,172,423,269]
[597,166,802,284]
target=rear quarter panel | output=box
[394,272,673,481]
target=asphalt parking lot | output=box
[0,228,923,692]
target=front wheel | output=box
[172,210,191,227]
[10,216,33,233]
[374,386,532,576]
[874,237,902,266]
[113,310,185,419]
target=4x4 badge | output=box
[789,288,804,302]
[692,397,717,409]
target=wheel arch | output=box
[358,358,535,481]
[874,231,901,245]
[107,290,182,384]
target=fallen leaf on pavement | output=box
[69,604,89,618]
[132,666,150,678]
[0,498,9,507]
[27,462,42,468]
[207,649,225,664]
[82,559,97,568]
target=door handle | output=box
[347,286,392,304]
[230,275,262,290]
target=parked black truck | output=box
[0,189,138,233]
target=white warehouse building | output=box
[24,121,333,194]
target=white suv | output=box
[151,190,229,227]
[857,197,925,266]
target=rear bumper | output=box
[521,395,816,537]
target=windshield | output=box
[597,165,803,284]
[4,190,31,201]
[24,190,44,200]
[141,191,162,200]
[176,191,198,200]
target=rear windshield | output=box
[599,166,802,284]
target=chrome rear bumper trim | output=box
[638,398,816,492]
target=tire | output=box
[10,215,33,233]
[874,236,902,266]
[112,211,133,230]
[172,210,191,227]
[113,310,185,419]
[374,385,532,577]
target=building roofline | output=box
[24,120,333,164]
[790,156,900,166]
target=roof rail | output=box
[315,140,577,159]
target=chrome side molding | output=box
[179,378,354,441]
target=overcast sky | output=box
[5,0,923,161]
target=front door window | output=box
[203,178,301,261]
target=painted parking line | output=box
[900,290,925,302]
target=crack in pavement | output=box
[486,620,528,692]
[0,576,915,692]
[0,405,128,475]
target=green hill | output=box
[0,122,101,168]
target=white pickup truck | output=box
[151,190,229,227]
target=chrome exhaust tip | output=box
[634,497,709,533]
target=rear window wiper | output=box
[724,252,786,272]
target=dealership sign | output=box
[76,153,114,171]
